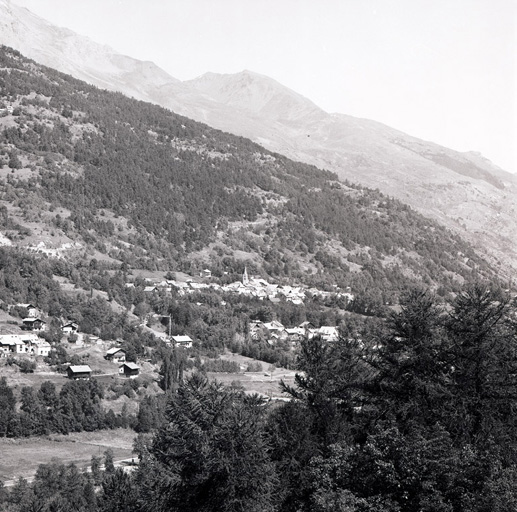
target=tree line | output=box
[0,378,132,437]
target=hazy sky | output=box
[13,0,517,174]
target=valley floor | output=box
[0,428,135,484]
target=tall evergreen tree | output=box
[158,348,185,392]
[446,286,517,451]
[138,373,277,512]
[369,289,451,429]
[0,377,16,437]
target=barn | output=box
[119,362,140,378]
[67,365,92,380]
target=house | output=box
[61,322,79,335]
[105,347,126,363]
[263,320,285,331]
[285,327,305,343]
[200,269,212,278]
[249,321,266,340]
[0,337,16,356]
[319,326,340,342]
[15,303,38,317]
[67,365,92,380]
[0,333,48,356]
[263,321,288,343]
[14,338,29,353]
[299,321,318,339]
[0,333,38,355]
[189,282,208,290]
[268,330,288,344]
[144,286,159,293]
[119,362,140,378]
[171,281,190,294]
[172,335,193,349]
[22,317,46,332]
[252,289,268,299]
[31,339,51,357]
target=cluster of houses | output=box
[67,361,140,380]
[104,347,141,378]
[131,268,354,306]
[67,347,141,380]
[221,267,307,304]
[0,300,143,380]
[249,320,340,345]
[0,332,51,357]
[6,303,93,343]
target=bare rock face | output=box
[1,0,516,272]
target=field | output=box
[209,351,297,399]
[0,428,136,483]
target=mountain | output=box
[0,45,503,310]
[188,70,517,270]
[0,0,515,274]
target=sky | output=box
[12,0,517,174]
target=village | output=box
[137,266,354,305]
[0,267,351,384]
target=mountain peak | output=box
[1,1,516,272]
[187,70,324,122]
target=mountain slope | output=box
[0,0,515,273]
[0,45,503,306]
[188,71,517,271]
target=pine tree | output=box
[446,286,517,450]
[158,348,185,392]
[138,373,277,512]
[369,289,451,429]
[0,377,16,437]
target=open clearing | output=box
[210,351,297,399]
[0,428,136,483]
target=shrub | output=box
[16,358,36,373]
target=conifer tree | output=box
[138,373,277,512]
[446,286,517,451]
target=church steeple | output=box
[243,266,249,285]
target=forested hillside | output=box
[0,46,504,304]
